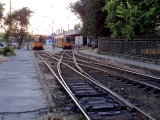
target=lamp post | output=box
[38,25,41,35]
[68,17,69,31]
[51,6,54,34]
[52,21,53,34]
[68,24,69,31]
[48,25,50,36]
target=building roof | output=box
[55,30,81,38]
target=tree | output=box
[0,3,33,47]
[69,0,111,47]
[74,23,81,30]
[5,7,33,47]
[0,2,5,20]
[103,0,160,40]
[0,2,7,42]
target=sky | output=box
[1,0,80,35]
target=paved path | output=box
[0,50,49,120]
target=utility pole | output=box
[9,0,11,46]
[68,24,69,31]
[52,22,53,34]
[48,25,50,36]
[10,0,11,14]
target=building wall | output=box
[75,36,83,45]
[46,39,54,45]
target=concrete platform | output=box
[0,50,50,120]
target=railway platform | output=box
[0,49,50,120]
[79,49,160,72]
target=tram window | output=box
[66,39,70,42]
[34,37,39,42]
[39,38,41,42]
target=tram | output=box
[54,35,72,49]
[31,34,45,50]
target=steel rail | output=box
[74,52,155,120]
[38,51,156,120]
[86,59,160,81]
[47,53,135,109]
[74,53,160,80]
[59,53,160,91]
[72,51,84,73]
[37,52,91,120]
[74,60,160,91]
[66,53,156,120]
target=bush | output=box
[97,50,101,54]
[0,49,4,55]
[1,46,16,56]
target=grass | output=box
[69,102,74,107]
[97,50,101,54]
[57,91,63,95]
[109,51,113,56]
[139,96,146,101]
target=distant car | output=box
[0,42,6,49]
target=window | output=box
[34,37,39,42]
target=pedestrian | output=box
[92,45,94,50]
[52,43,55,49]
[27,43,29,50]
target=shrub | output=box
[0,49,4,55]
[97,50,101,54]
[2,46,16,56]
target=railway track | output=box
[34,51,156,120]
[55,52,160,95]
[73,53,160,95]
[65,51,160,119]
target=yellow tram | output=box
[31,34,45,50]
[54,35,72,49]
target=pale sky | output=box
[1,0,80,35]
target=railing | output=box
[98,34,160,64]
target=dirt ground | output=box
[85,47,98,53]
[0,56,9,62]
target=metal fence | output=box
[98,34,160,58]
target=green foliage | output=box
[69,102,74,107]
[0,49,3,55]
[57,91,63,95]
[97,50,101,54]
[69,0,111,38]
[0,2,5,19]
[74,23,81,30]
[0,3,34,46]
[103,0,160,40]
[78,114,84,119]
[1,46,16,56]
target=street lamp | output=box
[48,25,50,36]
[52,21,53,34]
[68,24,69,31]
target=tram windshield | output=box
[66,38,71,42]
[34,37,40,42]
